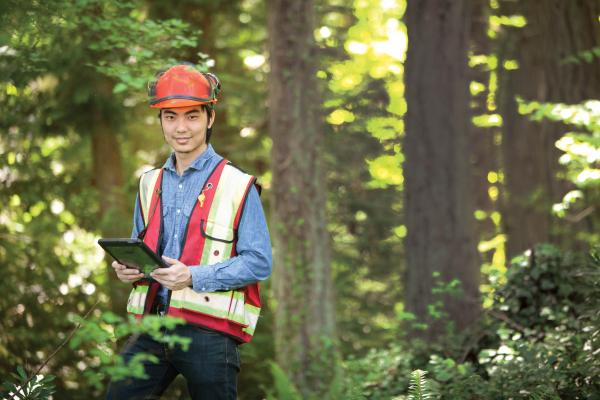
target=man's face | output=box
[160,106,215,156]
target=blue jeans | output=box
[106,324,240,399]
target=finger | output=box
[151,267,171,276]
[111,261,125,270]
[119,275,143,283]
[117,270,144,278]
[120,268,144,276]
[162,255,178,265]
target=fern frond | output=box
[408,369,434,400]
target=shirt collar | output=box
[163,144,217,172]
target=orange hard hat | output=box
[148,64,221,109]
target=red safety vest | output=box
[126,159,262,343]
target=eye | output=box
[188,115,199,121]
[164,115,175,121]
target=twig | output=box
[564,206,596,223]
[487,309,527,333]
[11,299,101,399]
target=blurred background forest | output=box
[1,0,599,399]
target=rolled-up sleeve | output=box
[189,185,272,292]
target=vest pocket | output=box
[200,219,236,243]
[200,219,237,264]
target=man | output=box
[106,64,272,399]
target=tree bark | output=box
[404,0,481,341]
[88,80,129,313]
[268,0,336,395]
[497,0,600,259]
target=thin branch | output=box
[11,299,101,399]
[564,206,596,223]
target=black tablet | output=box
[98,238,169,276]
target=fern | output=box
[408,369,435,400]
[266,362,302,400]
[529,385,561,400]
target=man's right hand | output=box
[111,261,145,283]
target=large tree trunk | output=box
[88,80,129,313]
[497,0,600,259]
[404,0,481,341]
[268,0,336,395]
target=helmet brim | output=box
[150,98,210,109]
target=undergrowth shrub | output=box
[341,244,600,399]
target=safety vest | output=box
[126,158,262,343]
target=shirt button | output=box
[177,209,181,214]
[178,184,183,189]
[213,250,219,256]
[174,234,178,238]
[201,287,206,291]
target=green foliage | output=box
[342,343,413,399]
[495,244,592,334]
[265,355,344,400]
[322,0,406,357]
[69,312,190,390]
[517,98,600,245]
[265,362,303,400]
[341,245,600,399]
[1,367,55,400]
[2,0,197,94]
[562,47,600,65]
[1,310,190,398]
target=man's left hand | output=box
[151,256,193,291]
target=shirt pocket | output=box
[159,204,173,237]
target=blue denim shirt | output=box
[131,144,272,304]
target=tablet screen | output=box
[98,238,168,276]
[109,246,160,275]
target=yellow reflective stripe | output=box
[209,165,252,226]
[243,320,257,335]
[201,165,253,265]
[245,303,261,316]
[229,291,246,322]
[127,285,149,315]
[139,169,161,226]
[170,288,247,325]
[242,303,261,335]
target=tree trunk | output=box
[89,80,129,313]
[404,0,481,341]
[497,0,600,259]
[268,0,336,395]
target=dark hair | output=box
[157,104,215,144]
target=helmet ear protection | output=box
[147,67,168,98]
[203,72,222,104]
